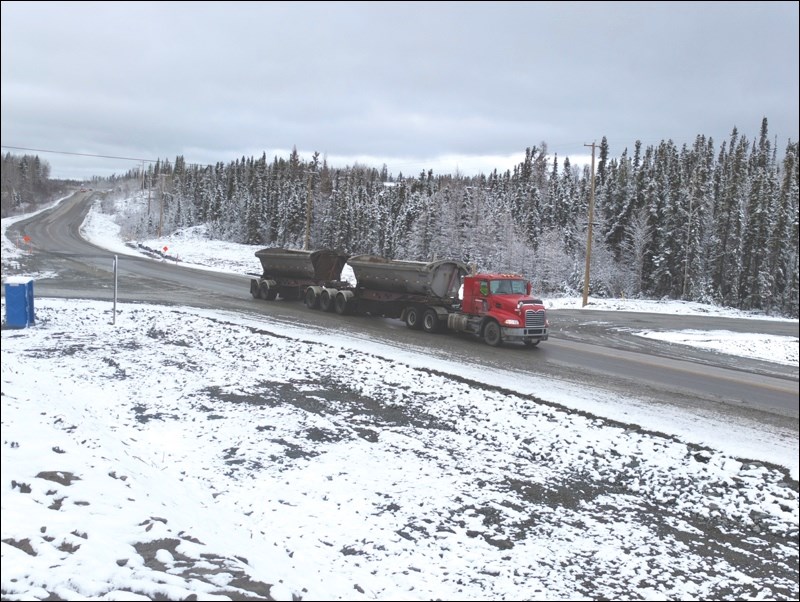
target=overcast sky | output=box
[2,1,798,180]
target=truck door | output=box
[472,280,490,315]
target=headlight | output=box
[504,319,520,326]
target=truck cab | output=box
[461,274,549,346]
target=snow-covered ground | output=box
[2,194,798,601]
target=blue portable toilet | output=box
[4,277,35,328]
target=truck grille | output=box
[524,310,546,328]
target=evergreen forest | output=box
[3,118,798,318]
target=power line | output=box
[1,145,158,164]
[1,145,222,173]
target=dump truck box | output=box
[346,255,467,299]
[255,248,349,282]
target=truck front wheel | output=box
[483,321,502,347]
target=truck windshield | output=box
[490,280,526,295]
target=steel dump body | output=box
[347,255,467,299]
[255,248,348,282]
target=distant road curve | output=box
[5,191,798,426]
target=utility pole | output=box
[304,172,312,250]
[158,173,166,238]
[682,194,692,299]
[582,142,597,307]
[304,168,321,251]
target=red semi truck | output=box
[250,248,549,347]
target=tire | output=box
[259,281,273,300]
[334,293,350,315]
[484,321,502,347]
[320,289,335,312]
[422,308,441,333]
[405,306,422,329]
[250,279,261,299]
[304,288,319,309]
[266,287,278,301]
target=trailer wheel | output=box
[259,281,273,300]
[250,279,261,299]
[304,288,320,309]
[334,293,350,315]
[422,308,441,333]
[483,321,502,347]
[319,289,335,312]
[405,306,423,329]
[266,287,278,301]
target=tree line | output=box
[4,118,798,317]
[1,152,59,217]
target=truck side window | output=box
[479,281,489,296]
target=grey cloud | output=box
[2,1,797,179]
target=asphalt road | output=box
[4,191,799,430]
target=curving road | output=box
[5,191,799,427]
